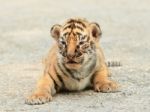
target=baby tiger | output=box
[25,18,118,105]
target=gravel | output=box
[0,0,150,112]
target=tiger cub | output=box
[25,18,119,105]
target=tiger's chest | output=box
[63,72,93,91]
[57,51,97,91]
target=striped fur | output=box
[25,18,119,105]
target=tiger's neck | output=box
[58,52,97,80]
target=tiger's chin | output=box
[63,57,84,70]
[65,63,82,70]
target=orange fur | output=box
[25,18,118,105]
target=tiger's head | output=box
[50,18,102,70]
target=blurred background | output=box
[0,0,150,112]
[0,0,149,66]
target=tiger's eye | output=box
[77,45,80,49]
[79,41,84,45]
[61,41,66,45]
[82,44,89,49]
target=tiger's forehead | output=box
[61,18,89,36]
[64,18,89,26]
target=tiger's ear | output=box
[90,23,102,40]
[50,24,62,40]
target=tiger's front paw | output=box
[94,81,118,93]
[25,92,52,105]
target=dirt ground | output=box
[0,0,150,112]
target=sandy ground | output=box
[0,0,150,112]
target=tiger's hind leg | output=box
[25,74,56,105]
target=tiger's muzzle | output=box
[64,51,84,69]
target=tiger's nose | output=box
[67,53,75,60]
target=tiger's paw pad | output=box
[25,92,52,105]
[94,81,118,93]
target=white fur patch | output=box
[63,73,92,91]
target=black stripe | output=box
[63,23,75,31]
[57,75,65,88]
[72,20,86,27]
[62,63,73,77]
[67,19,86,28]
[87,60,96,75]
[67,19,75,23]
[75,25,84,31]
[57,62,69,78]
[63,25,72,31]
[63,66,85,81]
[76,32,82,36]
[87,36,90,42]
[63,32,69,37]
[54,66,65,87]
[63,24,84,32]
[76,21,86,28]
[61,62,82,81]
[93,22,100,28]
[71,23,76,29]
[47,72,58,91]
[57,61,77,80]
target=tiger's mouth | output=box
[64,57,84,69]
[67,60,78,64]
[66,57,84,64]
